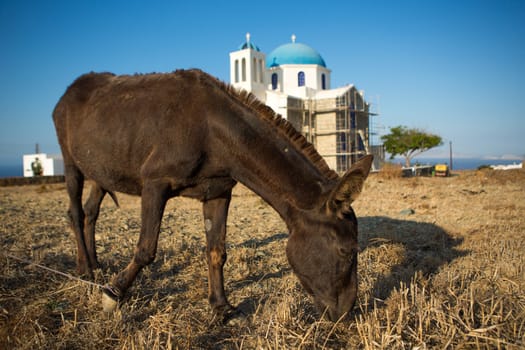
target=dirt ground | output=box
[1,169,524,349]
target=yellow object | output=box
[434,164,449,177]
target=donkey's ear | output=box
[328,155,373,215]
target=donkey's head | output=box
[286,155,373,321]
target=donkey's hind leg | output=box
[83,184,107,271]
[64,163,92,276]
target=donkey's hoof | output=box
[101,285,120,313]
[210,304,244,326]
[102,292,117,313]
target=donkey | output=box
[52,69,373,322]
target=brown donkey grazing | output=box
[52,69,373,322]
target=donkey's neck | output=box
[216,109,335,224]
[233,156,327,224]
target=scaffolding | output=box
[286,88,380,173]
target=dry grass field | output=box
[1,169,524,349]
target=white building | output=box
[229,34,381,172]
[23,153,63,177]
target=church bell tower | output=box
[229,33,266,102]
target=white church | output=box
[229,34,381,172]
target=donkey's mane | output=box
[189,69,339,181]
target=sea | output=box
[393,157,523,171]
[0,164,23,178]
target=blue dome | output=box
[238,41,260,51]
[266,42,326,68]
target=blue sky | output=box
[1,0,524,166]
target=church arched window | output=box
[298,71,305,87]
[253,58,257,82]
[241,58,246,82]
[321,74,326,90]
[259,59,264,83]
[271,73,278,90]
[234,60,239,83]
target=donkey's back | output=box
[53,70,221,196]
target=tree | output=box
[381,126,443,167]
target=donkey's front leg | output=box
[203,190,234,322]
[102,181,169,312]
